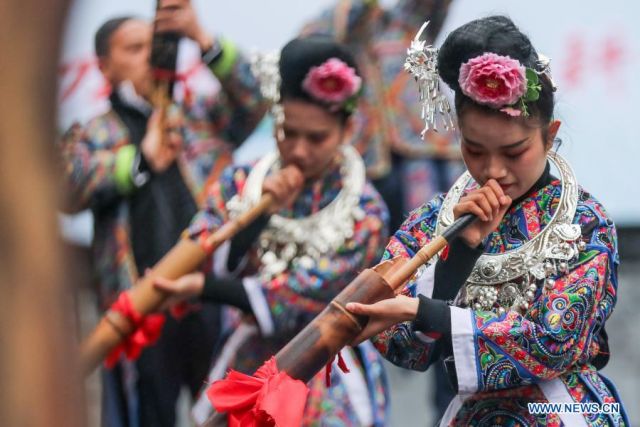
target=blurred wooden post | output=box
[0,0,85,426]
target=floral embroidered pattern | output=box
[372,180,627,426]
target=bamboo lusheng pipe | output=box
[273,214,476,383]
[203,214,476,424]
[79,193,275,376]
[150,0,181,146]
[151,80,171,145]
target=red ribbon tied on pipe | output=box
[104,292,166,368]
[325,350,350,387]
[207,357,309,427]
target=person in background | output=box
[302,0,461,231]
[58,1,266,425]
[154,36,391,426]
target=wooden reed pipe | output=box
[79,193,275,376]
[274,212,477,380]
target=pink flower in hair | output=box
[302,58,362,106]
[458,53,526,109]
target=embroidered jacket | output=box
[373,180,629,426]
[188,159,390,426]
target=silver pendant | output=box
[437,152,583,313]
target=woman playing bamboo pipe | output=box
[154,36,391,425]
[341,15,629,427]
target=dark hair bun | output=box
[437,16,554,122]
[437,16,537,92]
[279,36,360,116]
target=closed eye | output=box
[307,132,329,144]
[282,127,299,140]
[464,147,484,157]
[504,150,525,159]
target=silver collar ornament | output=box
[404,21,455,136]
[226,145,367,279]
[435,152,585,314]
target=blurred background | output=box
[57,0,639,425]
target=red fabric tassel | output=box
[104,292,166,368]
[441,244,450,261]
[325,363,331,387]
[324,351,351,387]
[207,357,309,427]
[336,351,350,374]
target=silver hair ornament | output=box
[250,50,285,140]
[404,21,454,136]
[536,53,557,91]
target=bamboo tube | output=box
[79,193,274,375]
[273,214,476,381]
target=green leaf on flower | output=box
[523,68,541,102]
[524,87,540,102]
[343,97,357,114]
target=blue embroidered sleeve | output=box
[371,195,446,370]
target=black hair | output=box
[279,36,361,122]
[437,16,554,125]
[94,16,135,58]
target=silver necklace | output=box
[226,145,366,279]
[435,152,586,314]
